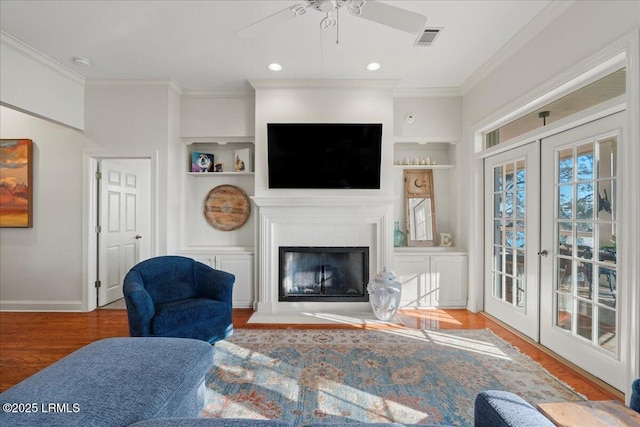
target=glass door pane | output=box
[551,137,617,355]
[491,159,527,308]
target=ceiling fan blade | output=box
[236,5,305,39]
[355,1,426,34]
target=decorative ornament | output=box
[367,267,402,321]
[394,221,407,247]
[204,185,250,231]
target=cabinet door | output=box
[430,255,467,307]
[215,254,254,308]
[394,255,430,307]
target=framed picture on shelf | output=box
[234,148,252,172]
[1,139,33,228]
[191,152,215,172]
[214,163,224,172]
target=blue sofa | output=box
[123,256,235,344]
[0,337,213,427]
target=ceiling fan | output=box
[237,0,427,39]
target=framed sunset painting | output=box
[0,139,33,227]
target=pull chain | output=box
[336,7,339,45]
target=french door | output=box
[484,142,540,340]
[540,112,626,390]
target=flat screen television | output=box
[267,123,382,189]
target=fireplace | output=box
[279,246,369,302]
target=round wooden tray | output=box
[204,185,251,231]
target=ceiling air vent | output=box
[415,27,442,47]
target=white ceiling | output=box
[0,0,553,92]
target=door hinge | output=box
[95,225,101,234]
[94,280,101,289]
[95,171,102,180]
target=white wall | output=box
[181,94,255,138]
[0,107,97,310]
[167,87,183,253]
[0,32,85,130]
[394,96,462,141]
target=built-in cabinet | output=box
[179,137,255,308]
[394,249,468,307]
[179,250,254,308]
[392,139,466,308]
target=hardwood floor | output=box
[0,308,623,402]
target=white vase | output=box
[367,267,402,321]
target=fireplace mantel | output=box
[251,195,397,207]
[253,196,394,313]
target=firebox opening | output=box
[278,246,370,302]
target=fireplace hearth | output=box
[279,246,369,302]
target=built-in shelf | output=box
[184,138,254,175]
[187,172,254,176]
[182,136,254,144]
[394,246,465,255]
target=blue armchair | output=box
[631,378,640,413]
[123,256,235,344]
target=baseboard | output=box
[0,300,84,312]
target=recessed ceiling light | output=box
[72,57,91,67]
[268,63,282,71]
[367,62,381,71]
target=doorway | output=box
[484,141,540,341]
[483,112,627,391]
[539,112,626,391]
[86,157,153,309]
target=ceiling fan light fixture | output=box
[268,63,282,71]
[367,62,381,71]
[316,0,339,13]
[238,0,427,39]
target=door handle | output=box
[537,250,548,257]
[135,235,143,240]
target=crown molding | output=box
[249,79,401,90]
[182,89,255,98]
[0,30,85,85]
[460,0,576,94]
[85,79,183,95]
[393,87,461,98]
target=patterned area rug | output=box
[202,328,583,426]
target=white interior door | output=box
[540,112,626,390]
[484,141,540,340]
[98,160,140,306]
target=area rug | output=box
[202,328,584,426]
